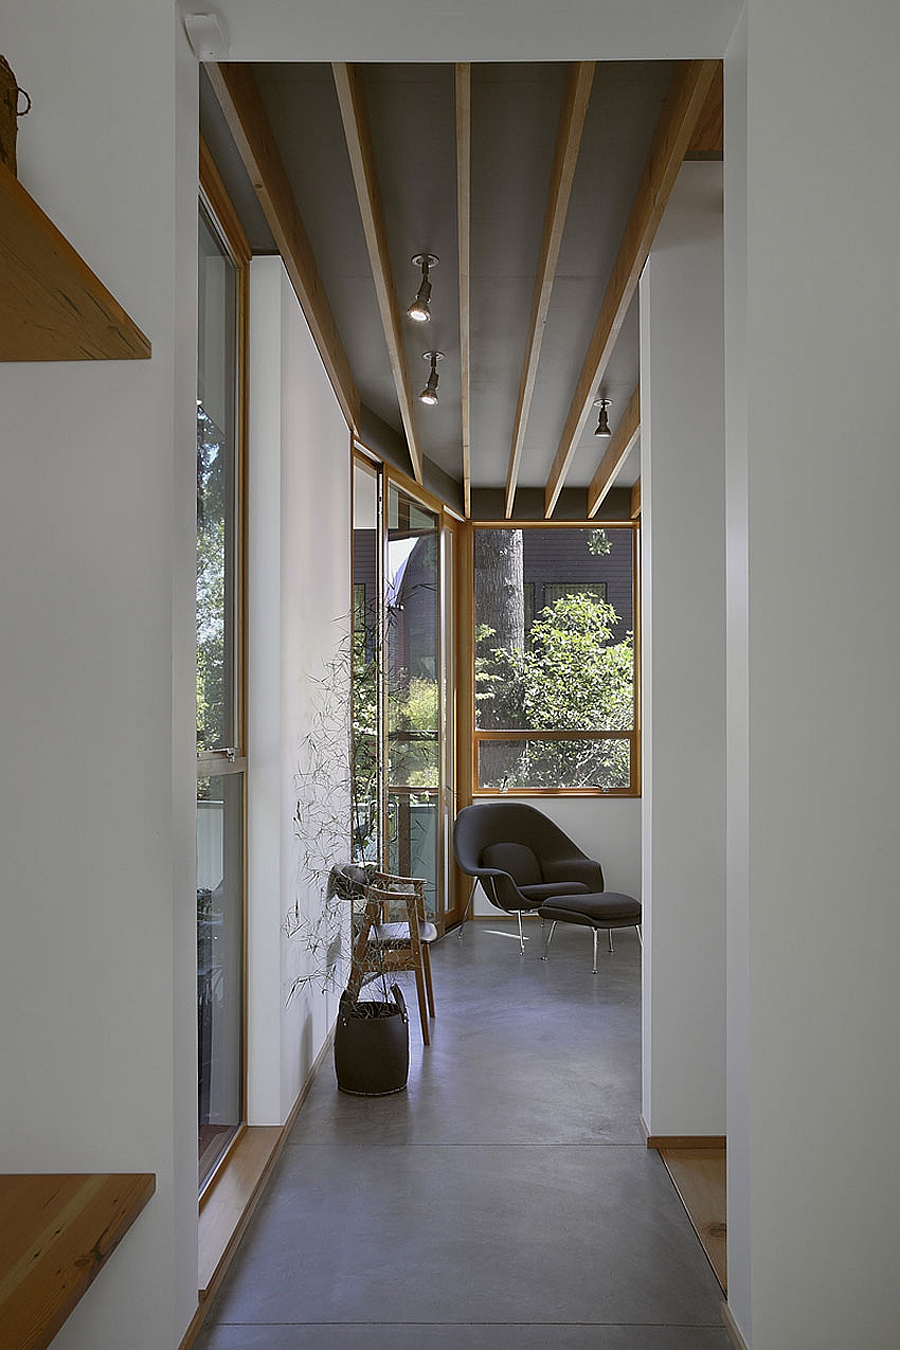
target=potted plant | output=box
[285,619,413,1095]
[327,864,411,1095]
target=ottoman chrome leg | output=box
[592,928,599,974]
[516,910,525,955]
[608,928,614,953]
[540,920,557,961]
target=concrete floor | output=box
[196,919,730,1349]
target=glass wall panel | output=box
[197,773,244,1187]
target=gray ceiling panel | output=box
[211,58,715,510]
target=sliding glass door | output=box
[352,456,457,929]
[386,482,441,919]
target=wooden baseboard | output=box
[640,1114,726,1151]
[721,1300,750,1350]
[647,1134,727,1150]
[179,1026,335,1349]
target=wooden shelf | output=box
[0,161,151,361]
[0,1172,156,1350]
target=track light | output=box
[419,351,444,405]
[408,254,438,322]
[593,397,612,437]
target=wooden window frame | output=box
[196,142,251,1196]
[467,519,641,799]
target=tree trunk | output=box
[474,528,524,660]
[474,531,525,783]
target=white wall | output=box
[640,162,727,1136]
[248,258,351,1125]
[732,3,900,1346]
[723,5,751,1338]
[16,4,900,1348]
[470,797,641,916]
[0,4,198,1347]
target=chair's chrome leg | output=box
[516,910,525,955]
[592,928,599,975]
[540,919,557,961]
[457,880,477,940]
[636,923,643,948]
[608,928,614,953]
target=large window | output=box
[473,524,638,794]
[196,187,248,1190]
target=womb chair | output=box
[453,802,603,954]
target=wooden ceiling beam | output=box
[332,62,424,485]
[586,383,640,517]
[205,63,360,434]
[456,63,472,518]
[686,62,724,158]
[543,59,719,517]
[505,61,595,518]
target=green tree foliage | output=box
[476,592,633,789]
[351,621,379,861]
[586,528,612,556]
[524,593,632,731]
[196,406,227,762]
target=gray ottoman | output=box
[537,892,642,973]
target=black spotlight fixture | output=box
[593,397,612,436]
[407,253,438,322]
[419,351,444,405]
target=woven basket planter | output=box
[1,55,31,176]
[333,985,409,1096]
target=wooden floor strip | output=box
[659,1147,727,1292]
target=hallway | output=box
[196,920,730,1348]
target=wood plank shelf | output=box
[0,161,151,361]
[0,1172,156,1350]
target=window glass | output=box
[478,738,631,791]
[197,773,244,1187]
[196,207,238,754]
[196,196,244,1189]
[352,459,380,864]
[474,526,635,792]
[386,483,440,917]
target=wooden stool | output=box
[348,873,437,1044]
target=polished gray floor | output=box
[197,919,729,1349]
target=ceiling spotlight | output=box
[593,397,612,437]
[408,253,438,322]
[419,350,444,405]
